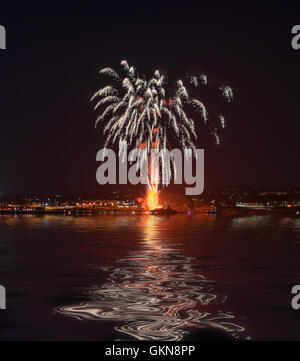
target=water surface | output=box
[0,214,299,340]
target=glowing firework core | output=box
[146,185,161,211]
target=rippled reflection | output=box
[56,216,246,340]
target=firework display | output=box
[91,60,233,154]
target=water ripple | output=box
[56,216,247,340]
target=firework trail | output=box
[91,60,232,200]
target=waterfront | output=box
[0,214,300,340]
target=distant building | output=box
[236,202,265,209]
[0,199,8,209]
[258,191,288,196]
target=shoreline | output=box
[0,206,300,217]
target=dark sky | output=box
[0,1,300,194]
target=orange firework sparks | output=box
[145,185,161,211]
[137,129,164,211]
[138,183,162,211]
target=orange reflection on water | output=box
[56,215,246,340]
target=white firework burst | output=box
[92,59,232,155]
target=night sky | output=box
[1,1,300,194]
